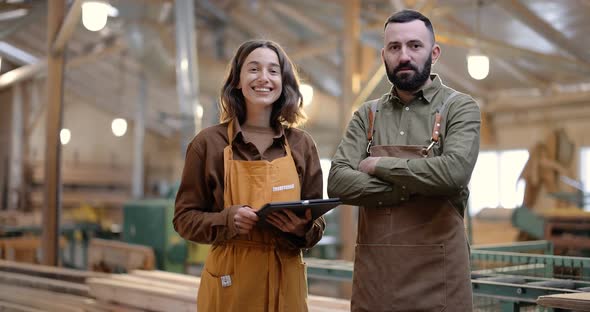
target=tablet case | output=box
[256,198,341,226]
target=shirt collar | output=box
[230,118,285,143]
[388,74,442,104]
[421,74,443,103]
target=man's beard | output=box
[385,55,432,92]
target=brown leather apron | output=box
[351,96,473,312]
[196,122,308,312]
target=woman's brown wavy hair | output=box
[219,40,307,128]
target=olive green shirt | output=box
[328,75,481,216]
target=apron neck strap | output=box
[431,91,459,143]
[225,120,292,159]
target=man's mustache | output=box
[393,63,418,74]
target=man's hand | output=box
[358,157,380,175]
[233,206,259,235]
[267,209,312,237]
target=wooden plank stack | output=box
[0,236,67,263]
[537,292,590,311]
[0,259,350,311]
[87,239,156,273]
[0,259,106,311]
[29,162,132,209]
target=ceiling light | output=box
[300,83,314,107]
[467,51,489,80]
[467,0,489,80]
[195,104,204,119]
[82,1,110,32]
[111,118,127,137]
[60,128,71,145]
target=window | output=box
[580,147,590,210]
[469,150,529,215]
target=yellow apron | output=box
[196,122,308,312]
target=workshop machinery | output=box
[1,222,101,269]
[512,206,590,256]
[122,199,186,273]
[306,240,590,311]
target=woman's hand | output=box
[267,209,312,237]
[233,206,259,235]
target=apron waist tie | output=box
[217,239,289,310]
[217,238,277,250]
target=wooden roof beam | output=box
[290,40,338,61]
[434,27,590,75]
[51,0,82,55]
[366,12,590,74]
[487,89,590,113]
[443,15,549,88]
[227,5,295,42]
[351,61,385,110]
[434,60,483,96]
[0,39,123,90]
[497,0,589,63]
[64,81,174,138]
[270,1,333,37]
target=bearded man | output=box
[328,9,481,312]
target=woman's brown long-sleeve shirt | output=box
[174,121,325,250]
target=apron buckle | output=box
[366,139,373,155]
[425,139,437,152]
[423,139,437,157]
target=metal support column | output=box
[43,0,66,266]
[9,83,23,210]
[339,0,361,265]
[132,71,147,199]
[174,0,200,153]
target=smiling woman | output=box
[174,39,325,312]
[238,47,283,113]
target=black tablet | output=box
[256,198,341,225]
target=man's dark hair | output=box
[384,9,435,44]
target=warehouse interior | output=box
[1,0,590,311]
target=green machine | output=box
[123,199,187,273]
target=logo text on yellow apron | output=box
[272,184,295,192]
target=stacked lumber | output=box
[0,236,67,263]
[537,292,590,311]
[0,259,107,312]
[0,211,41,229]
[87,270,351,311]
[87,239,155,273]
[29,162,132,209]
[0,259,350,311]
